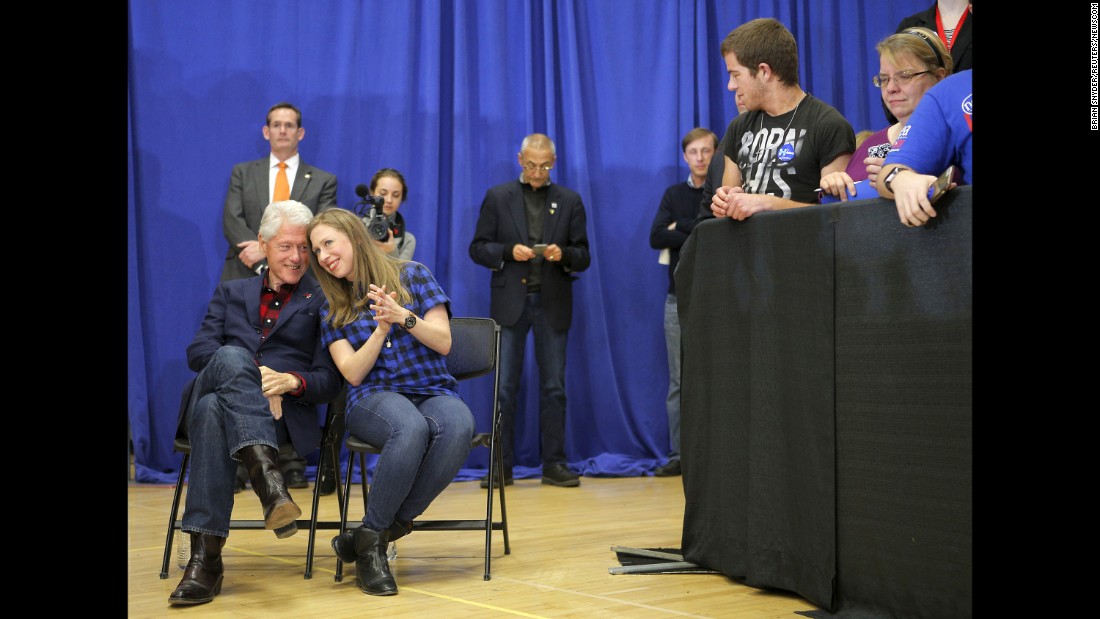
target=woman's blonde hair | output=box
[876,27,953,77]
[307,207,411,328]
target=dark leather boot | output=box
[168,533,226,605]
[238,444,301,535]
[353,525,397,595]
[332,519,413,563]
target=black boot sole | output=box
[168,578,222,605]
[360,587,398,596]
[541,476,580,487]
[274,522,298,539]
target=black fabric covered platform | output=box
[677,187,972,618]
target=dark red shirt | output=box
[259,275,305,396]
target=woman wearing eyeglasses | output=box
[818,27,951,202]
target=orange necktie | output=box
[274,162,290,202]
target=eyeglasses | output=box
[872,70,931,88]
[523,162,554,173]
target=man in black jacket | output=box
[469,133,591,488]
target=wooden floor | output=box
[128,470,819,618]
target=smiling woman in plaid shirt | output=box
[307,207,475,598]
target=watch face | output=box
[404,315,416,329]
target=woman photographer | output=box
[364,168,416,260]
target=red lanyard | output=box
[935,5,969,51]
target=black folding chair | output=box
[334,316,511,581]
[159,391,346,580]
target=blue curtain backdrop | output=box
[128,0,929,483]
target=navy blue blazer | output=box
[469,180,591,330]
[180,271,343,458]
[221,157,338,281]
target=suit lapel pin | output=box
[304,173,311,179]
[305,292,313,299]
[549,202,557,215]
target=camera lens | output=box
[368,213,389,241]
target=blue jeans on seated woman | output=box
[345,391,476,532]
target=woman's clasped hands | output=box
[367,283,402,326]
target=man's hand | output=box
[727,192,779,221]
[542,243,563,262]
[512,244,537,261]
[237,240,265,268]
[259,366,300,396]
[266,394,283,420]
[818,171,857,202]
[259,366,300,420]
[711,185,742,218]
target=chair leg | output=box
[335,450,355,582]
[496,433,511,555]
[160,453,190,579]
[359,452,370,519]
[305,410,341,579]
[483,441,494,581]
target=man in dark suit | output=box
[220,101,339,493]
[221,101,338,281]
[170,200,342,606]
[469,133,591,488]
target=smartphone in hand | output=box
[927,166,956,204]
[532,243,548,253]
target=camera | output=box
[353,184,390,241]
[363,198,390,242]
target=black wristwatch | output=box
[402,314,417,329]
[883,166,910,193]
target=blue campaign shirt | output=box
[883,69,972,185]
[319,261,457,412]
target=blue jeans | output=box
[497,292,569,471]
[663,294,681,461]
[346,391,475,531]
[182,346,279,537]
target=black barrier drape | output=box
[678,207,838,610]
[678,188,972,617]
[833,189,972,617]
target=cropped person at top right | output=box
[882,0,972,124]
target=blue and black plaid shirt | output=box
[320,261,457,412]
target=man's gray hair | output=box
[259,200,314,239]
